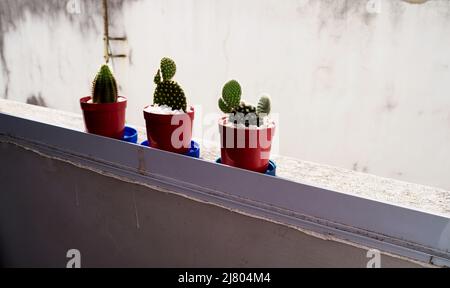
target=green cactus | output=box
[218,98,231,113]
[92,65,118,103]
[153,57,187,112]
[257,95,271,115]
[219,80,241,113]
[160,57,176,81]
[219,80,272,127]
[231,101,260,127]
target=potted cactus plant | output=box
[143,57,195,154]
[218,80,275,173]
[80,65,127,139]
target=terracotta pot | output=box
[143,106,195,154]
[80,96,127,139]
[219,116,275,173]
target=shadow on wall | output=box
[0,0,139,100]
[27,93,47,107]
[402,0,429,4]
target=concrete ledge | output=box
[0,99,449,267]
[1,99,449,217]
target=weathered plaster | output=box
[2,0,450,190]
[0,0,137,101]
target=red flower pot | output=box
[80,96,127,140]
[143,106,195,154]
[219,116,275,173]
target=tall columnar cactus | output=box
[219,80,272,127]
[153,57,187,112]
[92,65,118,104]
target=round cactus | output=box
[231,101,260,127]
[257,95,271,115]
[160,57,176,81]
[153,57,187,112]
[220,80,241,112]
[92,65,118,104]
[236,101,257,115]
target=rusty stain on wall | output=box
[0,0,138,100]
[26,93,47,107]
[137,147,146,175]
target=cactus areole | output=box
[80,65,127,139]
[143,57,195,154]
[218,80,276,173]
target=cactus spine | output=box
[219,80,272,127]
[153,57,187,112]
[92,65,118,104]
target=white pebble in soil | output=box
[144,104,192,115]
[224,116,274,130]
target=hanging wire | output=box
[103,0,111,64]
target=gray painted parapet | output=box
[0,109,449,267]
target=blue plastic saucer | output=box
[122,126,138,144]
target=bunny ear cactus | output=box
[153,57,187,112]
[219,80,242,113]
[219,80,272,127]
[160,57,177,81]
[92,65,118,104]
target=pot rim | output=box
[80,96,127,111]
[143,104,195,117]
[218,116,275,131]
[80,96,127,105]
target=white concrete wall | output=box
[1,0,450,189]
